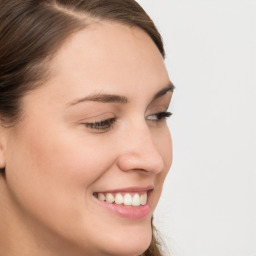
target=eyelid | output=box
[79,112,115,123]
[80,113,116,133]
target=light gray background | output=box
[136,1,256,256]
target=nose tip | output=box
[116,127,165,174]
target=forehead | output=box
[55,22,167,75]
[28,22,170,107]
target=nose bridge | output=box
[116,120,164,173]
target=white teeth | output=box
[140,193,147,205]
[132,193,140,206]
[95,192,148,207]
[123,193,132,206]
[115,193,124,205]
[106,193,115,203]
[98,193,106,201]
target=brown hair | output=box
[0,0,166,255]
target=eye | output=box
[83,118,116,131]
[146,111,172,121]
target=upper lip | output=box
[94,185,154,193]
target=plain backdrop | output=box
[136,1,256,256]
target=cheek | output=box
[149,127,172,205]
[154,126,173,175]
[7,121,112,182]
[5,123,113,230]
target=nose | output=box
[116,122,165,174]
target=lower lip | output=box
[93,196,151,219]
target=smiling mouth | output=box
[92,188,153,219]
[93,191,149,207]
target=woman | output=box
[0,0,174,255]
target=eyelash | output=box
[83,111,172,131]
[147,111,172,121]
[83,118,116,130]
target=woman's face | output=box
[3,22,173,256]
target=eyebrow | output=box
[68,82,175,106]
[152,82,175,101]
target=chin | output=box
[96,224,152,256]
[101,239,151,256]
